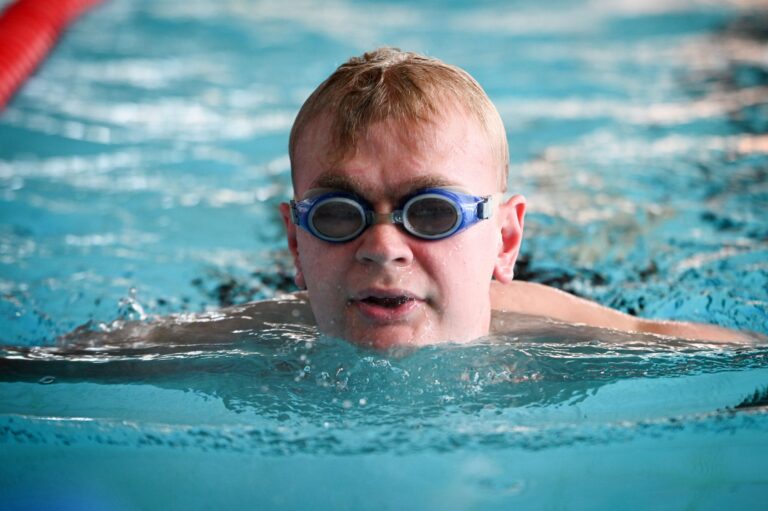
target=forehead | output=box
[307,173,464,201]
[291,111,497,199]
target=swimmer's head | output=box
[282,48,525,349]
[289,47,509,192]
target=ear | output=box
[279,202,306,289]
[493,194,526,284]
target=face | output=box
[281,109,525,349]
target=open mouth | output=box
[361,296,413,308]
[352,291,421,321]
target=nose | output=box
[355,222,414,267]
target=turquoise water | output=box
[1,0,768,509]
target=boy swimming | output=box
[275,47,747,349]
[60,47,751,349]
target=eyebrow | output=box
[307,171,462,198]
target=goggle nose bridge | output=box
[365,209,404,226]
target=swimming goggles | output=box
[289,187,495,243]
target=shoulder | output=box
[490,280,638,331]
[489,281,754,343]
[235,292,314,323]
[490,280,591,313]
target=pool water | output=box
[1,0,768,509]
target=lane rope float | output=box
[0,0,102,110]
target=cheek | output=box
[298,238,351,288]
[470,223,502,272]
[446,228,498,270]
[435,232,498,293]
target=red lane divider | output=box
[0,0,102,110]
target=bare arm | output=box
[490,281,755,343]
[57,294,314,348]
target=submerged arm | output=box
[490,281,755,343]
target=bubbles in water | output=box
[117,288,148,322]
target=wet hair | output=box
[288,47,509,191]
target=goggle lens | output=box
[403,196,459,238]
[310,198,365,241]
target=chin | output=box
[346,325,438,350]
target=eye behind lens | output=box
[309,197,367,242]
[403,194,461,239]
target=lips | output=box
[351,289,423,322]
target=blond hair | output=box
[289,48,509,191]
